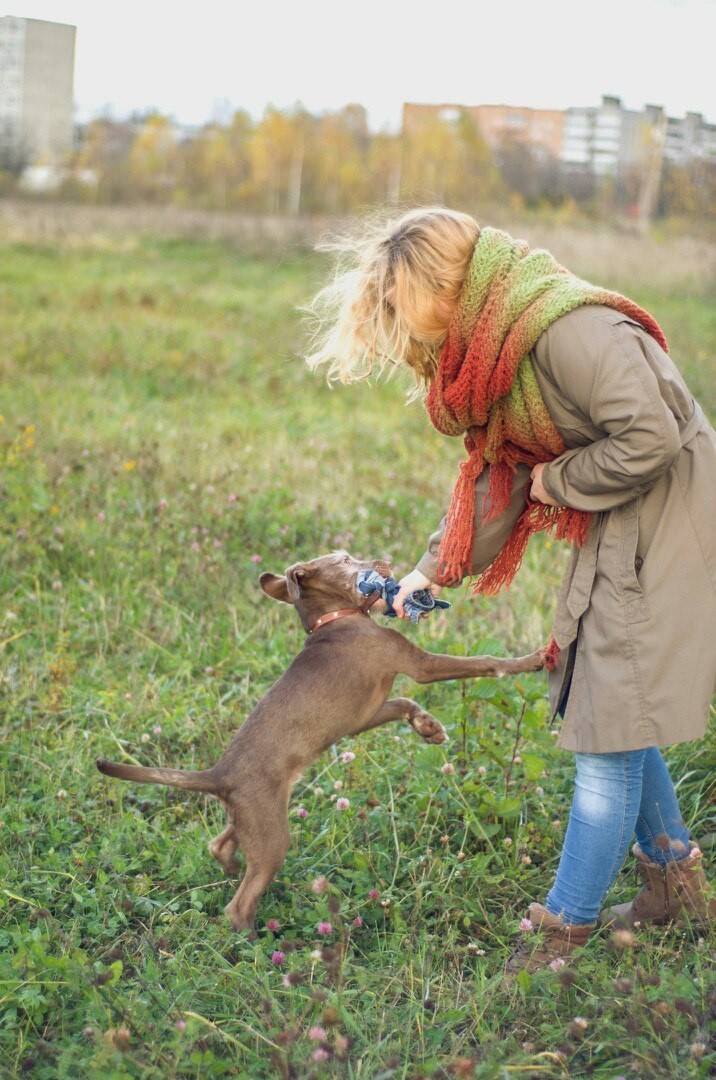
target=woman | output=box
[306,208,716,973]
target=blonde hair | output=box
[304,207,480,390]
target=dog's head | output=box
[260,551,392,616]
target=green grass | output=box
[0,235,714,1079]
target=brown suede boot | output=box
[504,902,595,976]
[600,842,716,929]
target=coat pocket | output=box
[619,497,651,624]
[565,520,601,619]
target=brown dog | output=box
[97,552,545,931]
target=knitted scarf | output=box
[425,227,668,595]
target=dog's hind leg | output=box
[209,824,241,876]
[360,697,448,745]
[223,798,291,932]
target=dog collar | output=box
[309,588,384,634]
[309,608,368,633]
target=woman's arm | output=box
[537,312,681,512]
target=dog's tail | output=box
[96,758,219,794]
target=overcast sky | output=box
[5,0,716,128]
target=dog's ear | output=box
[259,573,292,604]
[284,564,315,602]
[260,565,315,604]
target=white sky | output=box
[4,0,716,128]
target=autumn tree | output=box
[128,113,181,203]
[496,133,570,207]
[73,116,135,202]
[399,110,503,209]
[181,109,253,210]
[659,161,713,218]
[300,105,372,213]
[249,105,312,216]
[367,130,402,205]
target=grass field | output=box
[1,219,714,1079]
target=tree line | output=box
[8,103,714,221]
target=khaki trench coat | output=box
[417,306,716,754]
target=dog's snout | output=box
[372,558,393,578]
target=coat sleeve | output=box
[538,313,682,512]
[415,463,532,584]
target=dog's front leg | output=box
[360,697,448,745]
[393,639,547,683]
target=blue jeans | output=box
[545,748,691,925]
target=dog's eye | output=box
[343,556,352,564]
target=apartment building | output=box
[0,15,75,168]
[404,96,715,177]
[663,109,716,166]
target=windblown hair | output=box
[304,207,480,390]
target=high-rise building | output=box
[0,15,75,170]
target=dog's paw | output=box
[208,839,241,876]
[409,709,449,745]
[498,649,545,675]
[224,902,256,935]
[528,648,547,671]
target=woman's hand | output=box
[391,568,442,620]
[529,463,563,507]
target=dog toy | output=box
[356,569,451,624]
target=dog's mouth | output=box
[356,557,395,617]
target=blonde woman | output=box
[306,208,716,973]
